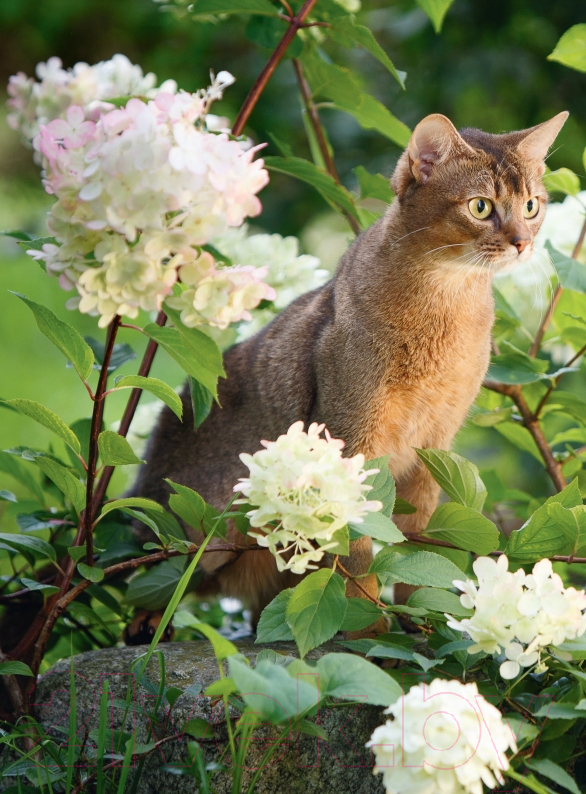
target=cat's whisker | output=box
[388,226,432,248]
[422,243,468,259]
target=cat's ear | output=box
[515,111,569,162]
[392,114,473,196]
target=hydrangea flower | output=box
[446,555,586,679]
[212,225,329,337]
[367,678,516,794]
[234,421,382,574]
[11,60,272,328]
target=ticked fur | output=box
[134,112,568,622]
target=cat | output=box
[133,111,568,625]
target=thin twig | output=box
[231,0,319,136]
[534,338,586,418]
[292,58,361,236]
[335,558,386,608]
[483,380,566,491]
[528,216,586,356]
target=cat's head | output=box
[391,112,568,272]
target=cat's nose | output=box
[511,236,531,254]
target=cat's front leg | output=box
[392,461,440,605]
[338,536,389,638]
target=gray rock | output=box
[3,642,385,793]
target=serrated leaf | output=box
[145,313,225,398]
[394,497,417,514]
[100,497,165,518]
[0,450,45,503]
[3,399,80,454]
[329,16,405,87]
[487,341,550,384]
[363,456,396,516]
[349,511,405,543]
[286,569,347,658]
[12,293,94,381]
[0,532,56,563]
[18,236,58,252]
[424,503,499,554]
[339,597,383,631]
[256,588,295,642]
[263,156,359,219]
[166,479,205,530]
[188,377,213,428]
[547,24,586,73]
[416,448,487,511]
[543,168,581,196]
[35,457,85,513]
[190,0,278,16]
[85,337,136,372]
[1,229,32,241]
[20,577,60,595]
[369,548,463,588]
[416,0,456,32]
[228,658,318,722]
[124,559,187,610]
[353,166,394,203]
[527,759,581,794]
[113,376,182,420]
[316,652,402,705]
[546,241,586,293]
[246,15,303,57]
[0,661,34,677]
[408,587,473,617]
[98,431,144,466]
[77,562,105,582]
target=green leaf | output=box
[189,0,278,16]
[263,156,359,220]
[0,532,56,563]
[0,490,17,502]
[20,577,59,595]
[349,511,405,543]
[256,588,295,642]
[416,0,456,32]
[165,479,205,530]
[546,242,586,293]
[246,15,303,57]
[124,559,187,610]
[1,229,32,241]
[98,431,144,466]
[316,652,402,705]
[339,597,383,631]
[353,166,394,204]
[424,503,500,554]
[487,342,550,384]
[188,377,213,428]
[394,497,417,514]
[407,588,473,617]
[415,448,487,511]
[329,15,405,87]
[113,376,183,421]
[18,235,58,252]
[35,457,85,513]
[506,480,583,561]
[369,549,464,588]
[543,168,581,196]
[100,497,165,519]
[334,93,411,148]
[0,661,34,677]
[145,314,225,398]
[363,456,396,516]
[2,399,81,454]
[0,450,45,503]
[12,293,94,381]
[77,562,105,583]
[175,613,238,660]
[471,406,514,427]
[548,24,586,73]
[527,759,580,794]
[547,391,586,424]
[85,337,136,372]
[286,569,347,658]
[366,643,414,661]
[493,421,542,462]
[184,718,213,739]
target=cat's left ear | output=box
[515,111,569,162]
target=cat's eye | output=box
[468,198,493,220]
[523,197,539,219]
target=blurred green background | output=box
[0,0,585,510]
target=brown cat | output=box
[133,112,568,623]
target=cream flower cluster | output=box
[367,679,516,794]
[446,556,586,679]
[212,225,329,337]
[7,54,176,147]
[234,421,383,574]
[14,58,271,328]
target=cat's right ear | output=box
[392,114,473,197]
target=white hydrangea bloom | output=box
[234,421,383,574]
[13,60,271,328]
[446,555,586,679]
[367,679,516,794]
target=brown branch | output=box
[292,58,361,236]
[534,338,586,418]
[528,216,586,357]
[404,533,586,564]
[84,317,121,566]
[483,380,566,491]
[231,0,319,136]
[335,558,386,608]
[0,650,25,716]
[92,309,167,509]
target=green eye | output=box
[523,197,539,219]
[468,198,493,220]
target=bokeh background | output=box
[0,0,585,511]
